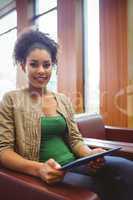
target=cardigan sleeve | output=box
[0,92,15,153]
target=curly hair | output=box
[13,29,58,65]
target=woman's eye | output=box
[30,63,38,68]
[43,63,51,68]
[29,62,51,69]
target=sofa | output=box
[0,113,133,200]
[76,114,133,159]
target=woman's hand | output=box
[87,148,106,173]
[39,159,65,184]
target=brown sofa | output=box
[0,113,133,200]
[76,114,133,159]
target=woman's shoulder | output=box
[1,88,28,102]
[3,88,27,97]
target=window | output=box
[36,0,57,14]
[84,0,100,113]
[35,0,57,91]
[0,10,17,99]
[36,10,57,41]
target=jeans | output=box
[71,156,133,200]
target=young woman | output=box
[0,29,133,200]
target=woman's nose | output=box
[37,65,45,73]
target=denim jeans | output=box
[71,156,133,200]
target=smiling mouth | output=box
[34,76,48,82]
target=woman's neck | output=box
[28,85,48,97]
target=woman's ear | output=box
[20,63,26,72]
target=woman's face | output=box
[24,48,52,89]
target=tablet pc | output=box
[61,147,121,170]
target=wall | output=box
[128,0,133,127]
[100,0,128,127]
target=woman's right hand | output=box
[38,159,65,184]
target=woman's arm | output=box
[74,143,105,157]
[0,149,65,184]
[0,149,43,176]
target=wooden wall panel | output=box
[57,0,84,112]
[16,0,34,88]
[100,0,128,126]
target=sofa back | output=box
[76,114,106,139]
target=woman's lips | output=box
[34,76,48,83]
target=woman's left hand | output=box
[87,157,105,173]
[87,148,106,173]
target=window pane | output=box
[0,0,13,9]
[0,10,17,34]
[84,0,100,113]
[48,65,57,91]
[36,0,57,15]
[37,10,57,41]
[0,18,17,100]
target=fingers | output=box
[85,147,106,173]
[91,148,106,155]
[44,173,64,184]
[95,157,105,166]
[46,159,64,176]
[39,159,65,184]
[87,157,105,172]
[47,158,61,170]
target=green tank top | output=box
[39,115,76,166]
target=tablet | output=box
[61,147,121,170]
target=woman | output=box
[0,29,133,200]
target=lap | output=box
[102,156,133,180]
[71,156,133,200]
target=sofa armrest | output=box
[84,138,133,160]
[105,126,133,142]
[0,165,100,200]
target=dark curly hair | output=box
[13,29,58,65]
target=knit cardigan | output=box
[0,88,84,161]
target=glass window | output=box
[37,9,57,41]
[0,10,17,34]
[84,0,100,113]
[36,0,57,15]
[0,10,17,99]
[0,0,13,10]
[35,0,57,92]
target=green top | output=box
[39,115,76,165]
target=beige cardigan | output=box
[0,88,84,161]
